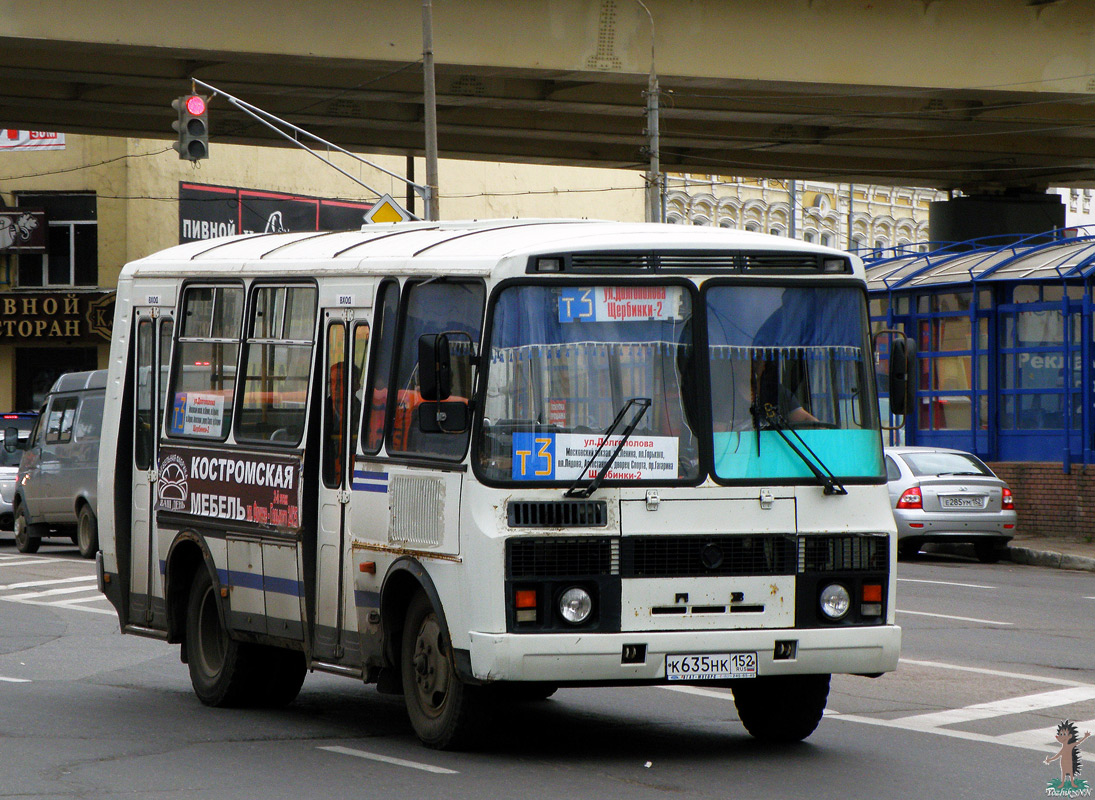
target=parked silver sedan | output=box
[884,446,1017,563]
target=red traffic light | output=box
[185,95,206,116]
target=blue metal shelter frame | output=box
[866,230,1095,468]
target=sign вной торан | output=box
[0,291,115,341]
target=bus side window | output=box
[361,281,399,455]
[169,285,243,441]
[390,280,484,459]
[237,285,317,445]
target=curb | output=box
[923,542,1095,572]
[1007,545,1095,573]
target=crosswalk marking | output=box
[891,686,1095,730]
[663,663,1095,755]
[0,576,97,591]
[0,568,109,616]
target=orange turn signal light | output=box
[862,584,883,603]
[515,589,537,609]
[359,561,376,574]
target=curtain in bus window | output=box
[705,285,880,480]
[480,285,697,483]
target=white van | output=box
[14,369,106,558]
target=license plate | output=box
[665,652,757,680]
[941,496,985,508]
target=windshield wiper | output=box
[565,397,651,499]
[753,402,847,496]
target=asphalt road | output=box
[1,540,1092,800]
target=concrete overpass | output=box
[2,0,1095,194]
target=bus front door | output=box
[314,310,370,661]
[130,311,174,628]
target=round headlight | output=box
[819,583,851,620]
[558,586,593,625]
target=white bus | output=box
[97,219,907,749]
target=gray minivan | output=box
[13,369,106,558]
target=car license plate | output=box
[941,496,985,508]
[665,652,757,680]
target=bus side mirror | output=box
[3,426,18,453]
[887,336,917,417]
[419,334,453,402]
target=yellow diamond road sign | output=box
[365,194,411,224]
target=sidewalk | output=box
[931,534,1095,572]
[1005,534,1095,572]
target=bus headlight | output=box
[558,586,593,625]
[819,583,851,621]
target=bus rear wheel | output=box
[401,592,481,749]
[732,674,831,742]
[252,645,307,707]
[185,569,260,707]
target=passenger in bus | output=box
[710,355,816,431]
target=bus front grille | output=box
[507,537,618,578]
[621,535,797,578]
[797,534,889,573]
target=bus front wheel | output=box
[400,592,481,749]
[185,569,259,707]
[732,673,830,742]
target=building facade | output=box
[664,175,943,254]
[0,134,645,411]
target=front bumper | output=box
[468,624,901,683]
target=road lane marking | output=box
[995,717,1095,750]
[318,746,459,774]
[896,609,1012,626]
[0,559,53,568]
[663,685,733,701]
[897,578,995,590]
[0,676,31,683]
[4,585,102,601]
[824,710,1047,752]
[4,597,115,615]
[891,686,1095,729]
[901,658,1092,688]
[0,576,96,591]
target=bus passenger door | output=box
[314,310,369,661]
[130,311,174,628]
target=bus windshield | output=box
[706,283,882,482]
[478,284,699,484]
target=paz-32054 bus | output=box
[97,220,909,749]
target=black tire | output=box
[897,540,920,560]
[732,674,831,742]
[974,541,1002,564]
[76,505,99,559]
[252,646,307,708]
[401,592,481,749]
[14,505,42,554]
[185,569,261,707]
[486,682,558,704]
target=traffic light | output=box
[172,94,209,161]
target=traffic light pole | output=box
[190,78,434,220]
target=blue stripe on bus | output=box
[354,470,389,481]
[214,567,303,597]
[352,470,389,493]
[355,589,381,609]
